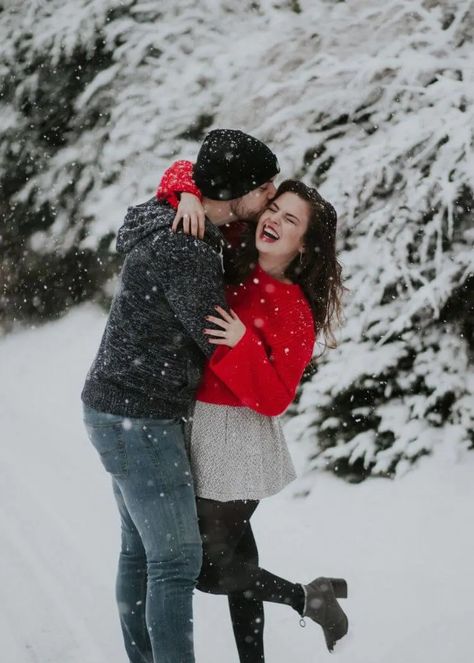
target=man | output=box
[81,129,279,663]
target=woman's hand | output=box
[172,192,206,239]
[204,306,246,348]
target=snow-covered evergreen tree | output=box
[1,0,472,477]
[287,0,474,480]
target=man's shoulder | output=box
[151,236,220,282]
[117,197,175,255]
[137,197,175,224]
[152,224,223,262]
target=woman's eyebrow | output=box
[285,212,300,223]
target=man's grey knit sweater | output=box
[81,197,227,419]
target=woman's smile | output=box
[256,192,310,263]
[260,222,280,242]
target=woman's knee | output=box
[197,570,222,593]
[197,546,234,593]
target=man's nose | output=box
[266,182,277,200]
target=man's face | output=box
[229,180,277,221]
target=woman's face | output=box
[255,192,310,264]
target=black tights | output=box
[196,497,305,663]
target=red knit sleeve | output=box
[207,304,315,416]
[156,160,202,209]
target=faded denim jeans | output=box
[83,405,202,663]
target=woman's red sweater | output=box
[156,160,202,208]
[198,265,315,416]
[157,162,316,417]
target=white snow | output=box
[1,306,472,663]
[1,0,473,472]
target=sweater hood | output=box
[116,197,174,255]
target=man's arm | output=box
[155,231,227,358]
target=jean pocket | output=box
[140,422,193,490]
[154,417,182,425]
[85,422,128,478]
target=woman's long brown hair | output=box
[224,179,345,349]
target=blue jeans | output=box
[83,405,202,663]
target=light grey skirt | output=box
[186,401,296,502]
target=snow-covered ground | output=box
[1,305,472,663]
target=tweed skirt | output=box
[186,401,296,502]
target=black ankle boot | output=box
[301,577,348,652]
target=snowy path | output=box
[1,305,472,663]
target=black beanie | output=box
[193,129,280,201]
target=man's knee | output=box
[183,540,203,579]
[147,540,202,582]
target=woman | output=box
[158,169,347,661]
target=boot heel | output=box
[329,578,348,599]
[302,577,349,652]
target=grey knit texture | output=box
[188,401,296,501]
[81,197,227,419]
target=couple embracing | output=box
[81,129,348,662]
